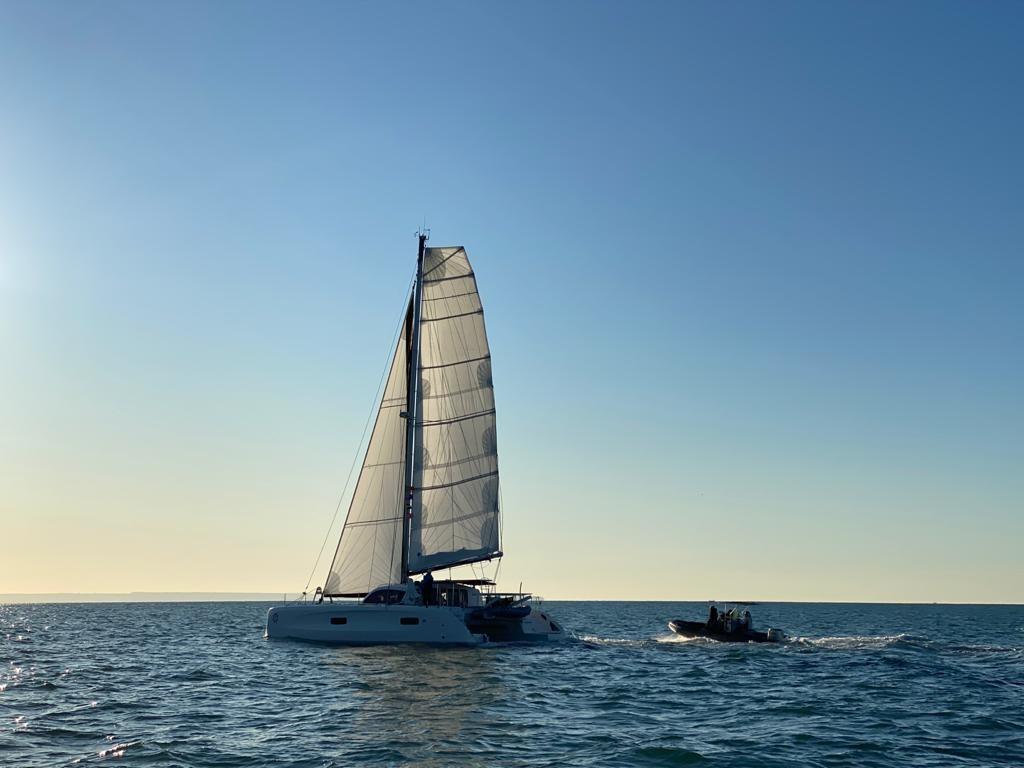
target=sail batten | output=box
[421,354,490,371]
[419,469,499,492]
[420,309,484,323]
[420,409,496,426]
[421,272,474,285]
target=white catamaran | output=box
[267,234,565,645]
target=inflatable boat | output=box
[667,619,784,643]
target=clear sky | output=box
[1,2,1021,602]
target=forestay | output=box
[409,247,501,573]
[324,312,410,596]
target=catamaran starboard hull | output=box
[266,603,566,645]
[267,604,487,645]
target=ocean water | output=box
[1,601,1022,767]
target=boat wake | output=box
[574,633,721,648]
[655,633,709,645]
[572,633,651,648]
[786,633,943,651]
[566,632,1023,659]
[788,633,1023,655]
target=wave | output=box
[169,668,220,682]
[6,600,1023,767]
[97,740,143,759]
[788,634,1023,655]
[622,745,709,766]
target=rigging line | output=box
[497,481,504,564]
[303,275,415,594]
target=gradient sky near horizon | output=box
[1,2,1021,602]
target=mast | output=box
[401,233,427,583]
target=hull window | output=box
[400,617,420,626]
[330,617,348,625]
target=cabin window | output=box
[400,617,420,626]
[363,588,406,605]
[330,617,347,625]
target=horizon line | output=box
[1,592,1021,607]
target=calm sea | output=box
[1,601,1022,767]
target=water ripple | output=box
[1,601,1023,766]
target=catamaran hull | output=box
[266,602,566,645]
[466,606,566,642]
[267,604,485,645]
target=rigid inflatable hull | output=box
[668,620,775,643]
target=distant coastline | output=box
[0,592,295,604]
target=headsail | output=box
[408,247,501,574]
[324,305,410,596]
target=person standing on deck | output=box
[422,571,434,606]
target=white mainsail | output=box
[409,247,500,574]
[324,309,410,596]
[323,243,500,595]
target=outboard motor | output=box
[767,628,785,643]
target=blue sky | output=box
[1,2,1021,601]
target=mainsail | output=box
[324,306,410,596]
[409,247,501,574]
[324,242,500,595]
